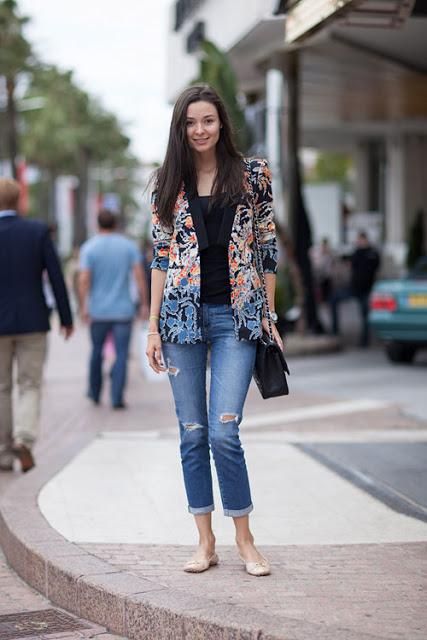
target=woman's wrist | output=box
[265,310,278,323]
[149,313,159,331]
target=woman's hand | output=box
[261,317,284,352]
[146,333,166,373]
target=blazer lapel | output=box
[188,196,209,252]
[227,178,251,246]
[217,204,237,249]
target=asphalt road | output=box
[288,345,427,520]
[289,345,427,421]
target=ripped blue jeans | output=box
[162,304,256,517]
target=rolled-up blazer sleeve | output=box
[150,191,172,272]
[251,159,278,274]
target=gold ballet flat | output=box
[183,552,219,573]
[240,554,270,577]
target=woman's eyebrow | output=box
[186,114,216,120]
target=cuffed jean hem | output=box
[223,504,254,518]
[188,504,215,515]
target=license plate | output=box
[407,294,427,308]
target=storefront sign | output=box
[285,0,355,43]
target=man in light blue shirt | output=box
[79,209,148,409]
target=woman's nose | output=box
[195,122,204,135]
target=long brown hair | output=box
[154,84,244,228]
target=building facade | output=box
[167,0,427,270]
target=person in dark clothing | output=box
[330,231,380,347]
[0,178,73,472]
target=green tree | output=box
[310,151,352,184]
[23,66,86,172]
[23,66,92,230]
[22,65,135,242]
[0,0,33,177]
[195,40,251,152]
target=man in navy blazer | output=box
[0,178,73,472]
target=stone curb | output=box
[283,334,343,357]
[0,435,377,640]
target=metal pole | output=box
[266,67,285,224]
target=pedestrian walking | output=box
[330,230,380,346]
[146,84,282,576]
[78,209,149,409]
[0,178,73,473]
[310,237,335,303]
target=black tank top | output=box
[198,195,231,305]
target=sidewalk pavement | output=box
[1,320,426,640]
[0,547,123,640]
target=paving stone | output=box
[0,548,123,640]
[125,597,185,640]
[46,561,81,619]
[78,573,163,635]
[25,547,47,595]
[28,541,85,559]
[83,541,427,640]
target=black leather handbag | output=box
[253,330,290,399]
[247,161,290,399]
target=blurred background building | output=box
[166,0,427,274]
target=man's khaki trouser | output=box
[0,333,47,452]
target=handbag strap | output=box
[245,159,274,341]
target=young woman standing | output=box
[146,85,282,576]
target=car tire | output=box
[385,342,416,364]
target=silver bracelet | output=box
[147,331,160,336]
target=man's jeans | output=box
[89,320,132,407]
[330,287,370,347]
[0,333,47,457]
[162,304,257,517]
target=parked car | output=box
[369,257,427,363]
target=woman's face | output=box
[186,100,221,155]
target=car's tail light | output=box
[370,293,397,312]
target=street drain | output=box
[0,609,90,639]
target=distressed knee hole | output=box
[184,423,204,431]
[220,413,239,424]
[166,358,180,377]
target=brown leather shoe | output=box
[12,444,35,473]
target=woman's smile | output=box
[186,100,221,153]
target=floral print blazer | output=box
[151,158,278,343]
